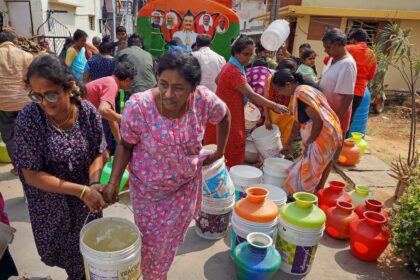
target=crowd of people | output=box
[0,24,377,280]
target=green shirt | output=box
[115,46,157,93]
[297,64,319,85]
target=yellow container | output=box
[0,140,11,163]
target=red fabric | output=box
[0,193,10,225]
[86,76,119,109]
[204,62,247,167]
[346,43,377,96]
[269,79,290,106]
[196,25,215,37]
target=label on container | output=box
[276,237,317,274]
[85,260,141,280]
[203,168,234,199]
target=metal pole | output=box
[270,0,280,22]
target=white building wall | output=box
[234,0,266,32]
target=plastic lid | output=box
[230,165,263,179]
[254,184,287,204]
[280,192,326,228]
[263,158,293,171]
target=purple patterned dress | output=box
[14,101,106,279]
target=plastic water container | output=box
[349,88,371,136]
[0,138,11,163]
[230,165,263,201]
[202,146,234,199]
[245,137,259,164]
[261,20,290,51]
[195,194,235,240]
[263,158,293,188]
[276,193,326,275]
[251,125,283,159]
[245,102,261,130]
[254,184,288,211]
[100,156,129,194]
[0,222,15,258]
[231,211,278,254]
[80,217,141,279]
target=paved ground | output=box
[0,157,416,280]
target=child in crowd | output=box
[296,48,318,85]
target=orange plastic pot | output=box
[317,181,352,212]
[338,140,360,166]
[349,211,390,262]
[325,201,357,239]
[234,187,278,223]
[354,199,388,220]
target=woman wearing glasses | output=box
[13,55,107,279]
[104,52,230,280]
[204,34,289,167]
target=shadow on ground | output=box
[320,234,349,249]
[176,226,218,256]
[5,196,29,223]
[204,251,236,280]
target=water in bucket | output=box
[261,20,290,51]
[83,219,138,252]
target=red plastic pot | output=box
[349,211,390,262]
[325,201,357,239]
[354,199,388,220]
[317,181,352,212]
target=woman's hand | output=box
[203,150,223,167]
[103,183,119,204]
[272,104,290,115]
[82,187,107,213]
[264,118,273,130]
[281,143,291,156]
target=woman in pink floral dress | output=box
[104,52,231,280]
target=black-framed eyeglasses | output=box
[28,91,60,104]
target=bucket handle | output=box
[82,193,141,236]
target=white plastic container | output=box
[195,194,235,240]
[230,165,263,201]
[254,183,288,210]
[263,158,293,188]
[245,102,261,130]
[261,20,290,51]
[251,126,283,159]
[230,210,278,255]
[276,216,324,275]
[245,137,258,164]
[80,217,142,280]
[0,222,15,258]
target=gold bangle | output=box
[80,185,88,200]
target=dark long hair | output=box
[272,68,319,89]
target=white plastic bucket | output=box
[230,165,263,201]
[276,216,324,275]
[251,126,283,159]
[261,20,290,51]
[245,102,261,130]
[230,210,278,255]
[0,222,16,258]
[195,194,235,240]
[202,158,234,199]
[254,184,287,210]
[263,158,293,188]
[80,217,142,280]
[245,137,259,164]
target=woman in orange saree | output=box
[271,68,342,193]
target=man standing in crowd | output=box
[192,34,226,93]
[114,26,127,55]
[0,31,33,175]
[317,28,357,190]
[346,28,377,123]
[115,34,156,93]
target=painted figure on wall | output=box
[173,10,198,50]
[216,15,228,34]
[197,14,214,37]
[151,11,163,29]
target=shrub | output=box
[389,168,420,275]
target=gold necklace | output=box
[48,105,73,131]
